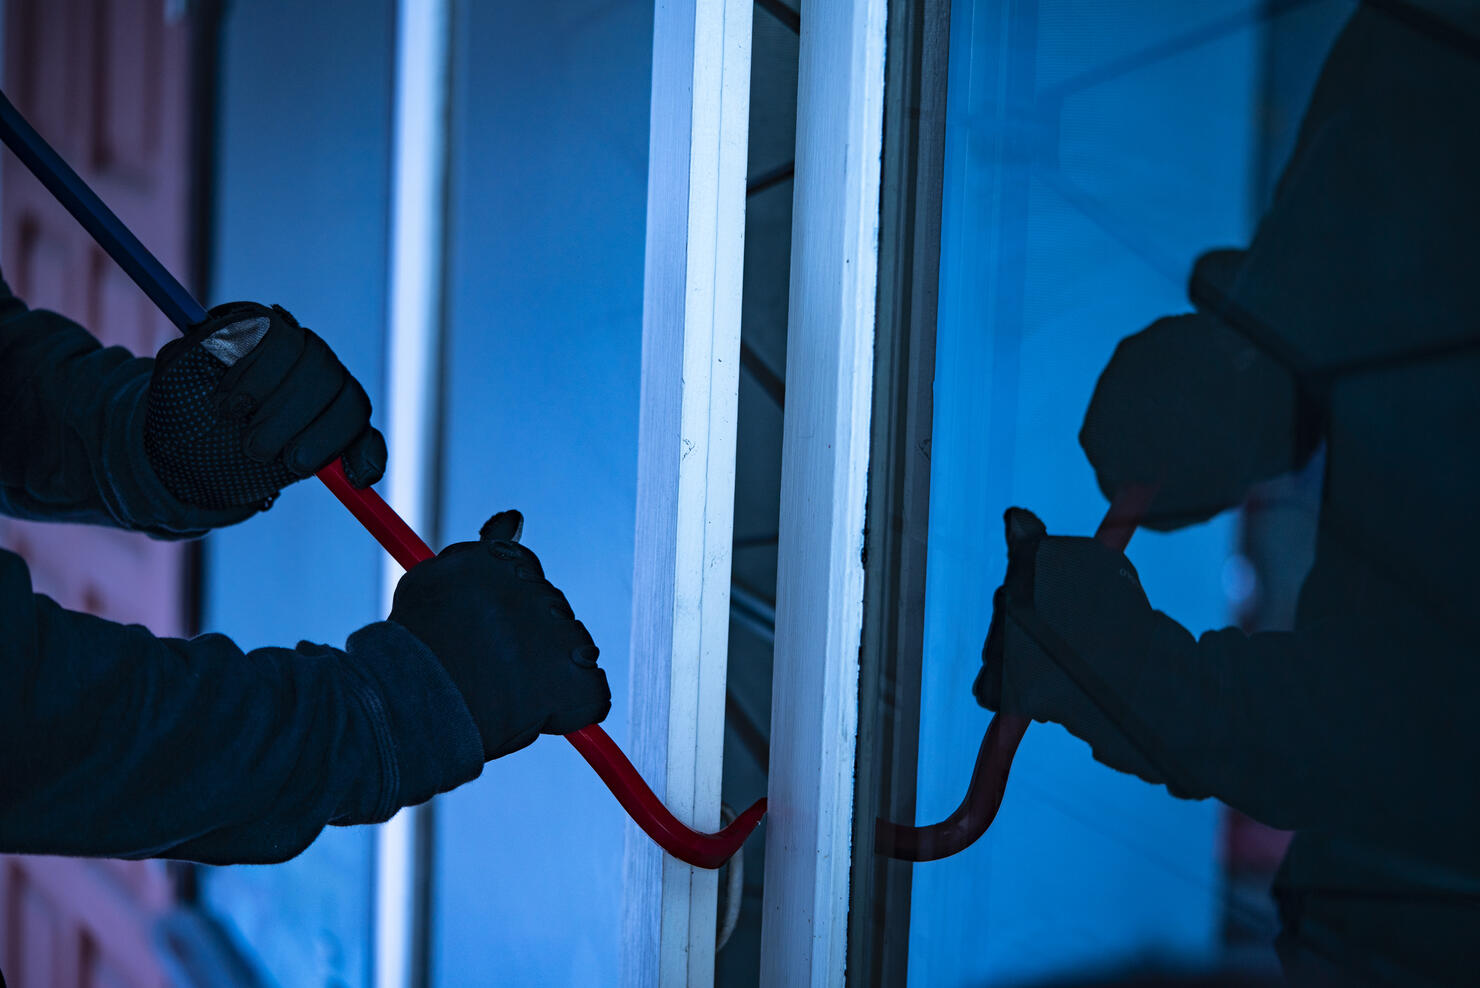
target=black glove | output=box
[973,507,1048,715]
[1077,307,1306,532]
[144,301,386,511]
[975,507,1176,790]
[1079,0,1480,531]
[388,510,611,760]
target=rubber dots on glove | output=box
[145,301,386,510]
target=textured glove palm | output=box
[388,511,611,760]
[145,301,386,510]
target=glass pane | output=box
[915,3,1246,979]
[856,1,1369,985]
[431,1,654,983]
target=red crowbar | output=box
[0,90,764,870]
[875,484,1157,861]
[317,462,766,868]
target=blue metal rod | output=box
[0,90,208,330]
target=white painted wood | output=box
[376,2,452,986]
[621,0,753,985]
[759,0,888,982]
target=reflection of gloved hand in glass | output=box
[974,507,1192,793]
[145,301,386,513]
[388,510,612,760]
[1077,302,1314,533]
[1080,4,1477,533]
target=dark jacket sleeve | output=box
[0,548,484,864]
[0,275,253,537]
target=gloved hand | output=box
[974,507,1181,791]
[1079,0,1480,532]
[388,510,611,760]
[1077,305,1306,532]
[144,301,386,511]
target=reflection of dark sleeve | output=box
[0,548,483,863]
[1040,585,1478,864]
[0,274,249,536]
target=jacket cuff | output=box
[100,370,258,538]
[336,621,484,823]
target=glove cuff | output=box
[337,621,485,822]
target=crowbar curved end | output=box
[567,724,767,869]
[318,461,767,869]
[875,484,1158,862]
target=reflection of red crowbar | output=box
[876,484,1157,862]
[0,91,764,870]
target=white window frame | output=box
[621,0,754,985]
[760,0,887,981]
[623,0,888,983]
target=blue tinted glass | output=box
[900,2,1351,984]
